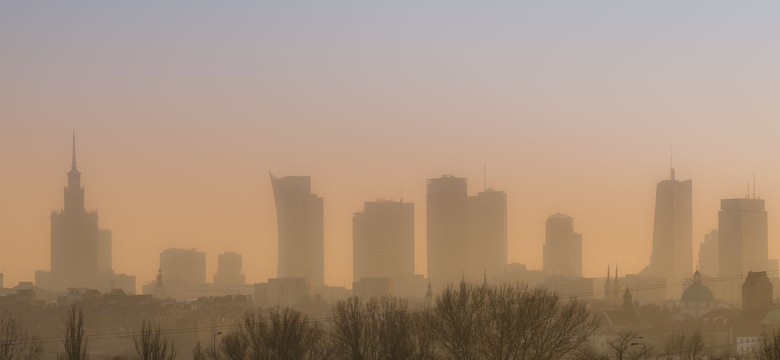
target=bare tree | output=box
[408,312,439,360]
[60,306,87,360]
[432,282,598,360]
[756,331,780,360]
[329,297,415,360]
[0,314,42,360]
[605,331,654,360]
[661,331,708,360]
[133,321,176,360]
[219,331,247,360]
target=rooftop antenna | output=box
[747,181,750,199]
[669,145,675,181]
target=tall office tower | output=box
[427,175,469,287]
[46,134,100,288]
[353,200,414,283]
[641,168,692,295]
[719,198,768,277]
[214,252,245,286]
[270,173,325,286]
[698,230,719,278]
[543,213,582,277]
[467,189,507,281]
[97,229,112,272]
[160,248,206,286]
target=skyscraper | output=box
[353,200,414,283]
[427,175,468,287]
[214,252,245,286]
[35,133,134,293]
[641,167,692,295]
[543,213,582,278]
[50,134,99,280]
[719,198,767,277]
[698,230,719,278]
[270,173,324,286]
[467,189,507,281]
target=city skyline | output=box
[3,2,780,290]
[0,136,776,291]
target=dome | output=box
[681,283,715,303]
[681,270,715,303]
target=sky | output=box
[2,1,780,290]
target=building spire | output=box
[71,129,77,169]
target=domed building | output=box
[680,270,718,317]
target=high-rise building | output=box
[352,200,414,283]
[427,175,469,288]
[543,213,582,277]
[97,229,112,273]
[50,135,99,282]
[160,248,206,287]
[698,230,719,278]
[214,252,245,286]
[270,173,324,286]
[641,168,692,296]
[467,189,507,281]
[719,198,767,277]
[35,134,135,294]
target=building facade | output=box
[270,174,324,286]
[426,176,469,288]
[543,213,582,278]
[353,200,414,283]
[467,189,507,281]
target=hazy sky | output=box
[2,2,780,289]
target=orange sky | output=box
[2,2,780,290]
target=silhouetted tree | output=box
[432,282,598,360]
[219,331,247,360]
[757,331,780,360]
[60,306,87,360]
[329,297,415,360]
[661,331,708,360]
[133,321,176,360]
[605,331,654,360]
[0,314,42,360]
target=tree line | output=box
[3,282,780,359]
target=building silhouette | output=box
[352,200,414,283]
[427,175,469,288]
[270,173,324,286]
[543,213,582,278]
[214,252,245,286]
[641,167,692,297]
[467,189,507,281]
[160,248,206,287]
[35,134,135,294]
[717,198,767,305]
[698,230,719,278]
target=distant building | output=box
[641,167,692,298]
[0,273,3,289]
[254,278,310,308]
[680,270,717,318]
[427,175,469,288]
[543,213,582,278]
[160,248,206,287]
[353,200,414,284]
[698,230,719,278]
[214,252,245,286]
[467,189,507,281]
[270,174,324,286]
[97,229,112,272]
[720,198,768,276]
[719,198,767,305]
[353,277,393,299]
[35,133,135,294]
